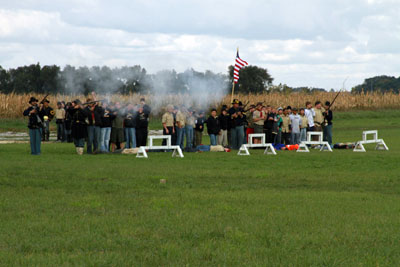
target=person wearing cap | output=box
[264,105,276,144]
[39,99,54,141]
[228,99,246,149]
[206,108,220,146]
[323,101,333,147]
[299,108,308,142]
[100,101,115,152]
[23,97,43,155]
[162,105,175,146]
[55,101,66,142]
[71,99,88,155]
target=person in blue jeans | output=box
[23,97,43,155]
[124,104,137,149]
[185,108,195,149]
[175,106,186,149]
[84,98,103,154]
[206,109,220,146]
[100,102,115,152]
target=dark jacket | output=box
[124,110,137,128]
[23,106,42,129]
[195,116,206,132]
[101,109,115,128]
[324,110,333,125]
[264,112,276,130]
[136,111,149,129]
[71,108,88,139]
[39,106,54,121]
[85,106,103,127]
[218,113,229,130]
[206,116,220,135]
[228,107,246,128]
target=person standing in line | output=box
[206,109,220,146]
[124,103,137,149]
[274,107,283,144]
[23,97,43,155]
[323,101,333,147]
[162,105,175,146]
[194,110,206,146]
[299,108,308,142]
[175,106,186,149]
[55,101,66,142]
[245,105,256,143]
[305,101,315,132]
[252,102,266,144]
[281,108,291,145]
[136,105,150,147]
[185,108,195,149]
[289,108,301,145]
[84,99,103,154]
[100,101,115,152]
[39,99,54,141]
[218,108,229,147]
[110,102,125,152]
[71,99,88,155]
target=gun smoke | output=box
[58,66,230,114]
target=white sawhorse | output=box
[354,130,389,152]
[297,132,332,152]
[238,134,277,156]
[137,135,184,158]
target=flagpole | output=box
[231,47,239,104]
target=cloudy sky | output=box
[0,0,399,89]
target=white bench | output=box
[137,135,184,158]
[238,134,277,156]
[354,130,389,152]
[297,131,332,152]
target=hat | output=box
[29,97,38,104]
[286,105,292,110]
[277,107,283,111]
[57,101,62,105]
[73,99,81,105]
[256,102,263,106]
[232,99,240,104]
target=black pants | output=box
[163,127,174,146]
[265,128,274,143]
[282,132,291,145]
[136,128,148,147]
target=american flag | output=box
[233,51,248,83]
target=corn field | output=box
[1,92,400,118]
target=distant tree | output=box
[352,76,400,94]
[228,65,273,94]
[0,66,10,93]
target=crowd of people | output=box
[23,95,150,155]
[23,95,333,155]
[161,99,333,152]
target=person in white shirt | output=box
[304,101,315,131]
[289,108,301,145]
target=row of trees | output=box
[0,63,277,95]
[351,75,400,94]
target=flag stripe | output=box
[233,51,248,83]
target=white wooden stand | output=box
[297,131,332,152]
[138,135,184,158]
[353,130,388,152]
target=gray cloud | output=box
[0,0,400,89]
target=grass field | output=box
[0,110,400,265]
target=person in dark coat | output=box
[23,97,43,155]
[206,109,220,146]
[71,99,88,155]
[100,101,115,152]
[39,99,54,141]
[136,105,150,147]
[84,99,103,154]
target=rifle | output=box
[82,99,104,106]
[328,90,341,110]
[323,89,342,126]
[39,94,49,104]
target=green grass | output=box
[0,111,400,265]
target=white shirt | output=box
[305,108,315,127]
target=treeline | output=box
[351,75,400,94]
[0,63,270,95]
